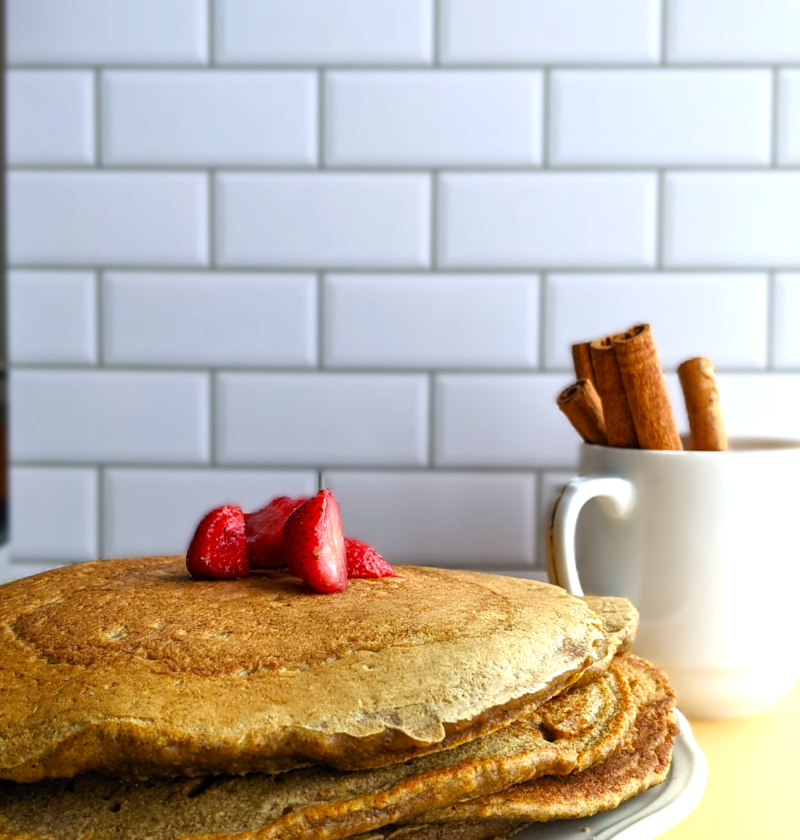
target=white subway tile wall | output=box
[323,274,539,369]
[102,72,318,166]
[102,272,318,367]
[9,172,209,266]
[324,71,543,166]
[9,271,98,364]
[543,274,769,371]
[6,71,95,165]
[216,373,429,467]
[103,469,319,558]
[4,1,799,582]
[438,173,657,268]
[549,70,772,166]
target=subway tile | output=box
[9,271,97,365]
[324,471,537,567]
[217,373,428,466]
[435,374,581,469]
[668,0,800,62]
[325,71,542,166]
[216,174,429,269]
[324,274,539,369]
[7,71,94,165]
[103,273,316,367]
[441,0,660,64]
[9,172,208,267]
[8,0,206,65]
[438,173,656,269]
[664,173,800,267]
[550,70,771,166]
[216,0,432,64]
[3,563,67,584]
[778,71,800,165]
[103,72,316,166]
[10,468,98,562]
[715,375,800,440]
[773,274,800,368]
[491,570,548,582]
[544,273,768,371]
[11,371,209,464]
[103,469,318,559]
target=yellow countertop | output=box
[661,675,800,838]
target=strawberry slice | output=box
[246,496,307,567]
[345,538,396,579]
[283,489,347,593]
[186,505,248,580]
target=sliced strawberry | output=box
[283,489,347,593]
[246,496,307,567]
[186,505,249,580]
[345,538,396,579]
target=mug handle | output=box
[547,477,636,596]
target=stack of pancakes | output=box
[0,558,678,840]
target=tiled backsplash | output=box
[6,0,800,582]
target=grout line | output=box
[96,466,105,560]
[660,0,669,65]
[541,69,550,168]
[7,362,781,375]
[316,272,325,369]
[208,372,217,465]
[208,0,215,65]
[433,0,441,66]
[7,163,792,173]
[8,62,798,71]
[537,273,547,370]
[772,67,781,167]
[428,373,436,468]
[430,172,438,268]
[93,69,102,165]
[7,461,582,475]
[767,272,776,370]
[95,270,104,366]
[656,169,666,269]
[207,170,216,267]
[10,461,332,474]
[318,70,325,167]
[7,265,796,276]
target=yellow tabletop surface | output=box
[660,675,800,838]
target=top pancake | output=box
[0,558,637,782]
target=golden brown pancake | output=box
[0,559,637,782]
[405,654,677,827]
[356,823,525,840]
[0,664,635,840]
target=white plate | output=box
[515,710,707,840]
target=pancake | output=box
[0,664,635,840]
[0,558,637,782]
[405,654,677,827]
[356,823,524,840]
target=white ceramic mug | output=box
[548,438,800,718]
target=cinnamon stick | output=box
[571,342,597,390]
[590,337,639,449]
[678,357,727,451]
[557,380,608,446]
[612,324,683,451]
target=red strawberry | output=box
[283,489,347,593]
[245,496,307,567]
[345,538,396,579]
[186,505,248,580]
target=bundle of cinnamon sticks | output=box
[558,324,727,452]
